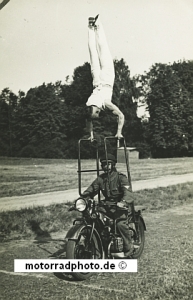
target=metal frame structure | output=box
[104,136,132,191]
[77,138,100,199]
[77,137,132,201]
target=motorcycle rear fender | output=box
[65,224,90,240]
[139,215,146,231]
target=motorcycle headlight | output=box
[75,198,87,212]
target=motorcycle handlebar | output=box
[100,201,117,206]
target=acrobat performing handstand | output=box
[86,14,125,141]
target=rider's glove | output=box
[117,200,132,213]
[117,200,128,208]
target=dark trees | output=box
[137,61,193,157]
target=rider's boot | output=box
[124,244,134,257]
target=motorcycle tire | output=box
[131,218,145,259]
[66,228,103,281]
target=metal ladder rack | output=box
[77,136,132,201]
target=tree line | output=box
[0,58,192,159]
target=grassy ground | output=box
[0,182,192,241]
[0,185,192,299]
[0,156,193,197]
[0,157,193,299]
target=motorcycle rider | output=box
[81,153,134,257]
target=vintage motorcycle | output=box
[66,197,146,281]
[65,136,146,280]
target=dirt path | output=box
[0,173,193,212]
[0,201,192,300]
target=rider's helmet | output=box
[100,154,117,173]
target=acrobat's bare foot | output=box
[88,17,95,28]
[93,14,99,25]
[93,14,100,29]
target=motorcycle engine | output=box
[110,237,124,253]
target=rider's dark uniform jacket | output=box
[82,170,133,204]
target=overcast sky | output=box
[0,0,193,96]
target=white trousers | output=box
[87,18,115,108]
[88,20,115,87]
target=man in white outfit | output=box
[86,15,124,140]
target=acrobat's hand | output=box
[88,131,94,142]
[115,132,123,139]
[88,136,94,142]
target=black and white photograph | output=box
[0,0,193,299]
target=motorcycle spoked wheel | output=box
[66,228,103,281]
[129,218,145,259]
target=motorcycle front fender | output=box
[65,224,92,241]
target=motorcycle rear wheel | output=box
[130,218,145,259]
[66,228,103,281]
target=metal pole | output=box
[78,139,100,198]
[123,139,132,191]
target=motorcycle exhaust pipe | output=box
[111,245,139,258]
[111,252,126,258]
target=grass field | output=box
[0,182,192,299]
[0,156,193,198]
[0,181,192,241]
[0,157,193,299]
[0,156,193,239]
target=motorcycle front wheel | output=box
[66,227,103,281]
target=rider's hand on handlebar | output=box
[117,201,128,209]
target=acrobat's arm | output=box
[86,119,94,141]
[104,101,125,139]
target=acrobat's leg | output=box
[94,16,115,87]
[88,24,101,87]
